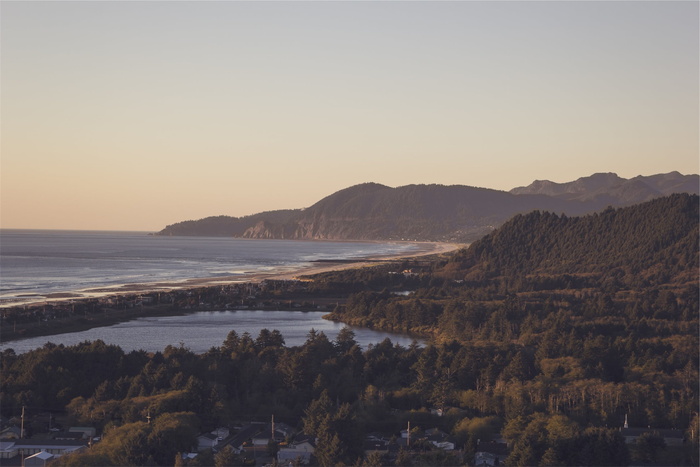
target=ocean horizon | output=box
[0,229,420,306]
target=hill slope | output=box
[443,193,698,287]
[157,172,698,242]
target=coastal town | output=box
[0,413,506,466]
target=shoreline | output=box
[0,241,463,309]
[0,241,463,344]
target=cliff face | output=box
[157,172,700,242]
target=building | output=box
[1,439,88,458]
[24,450,54,467]
[0,441,18,459]
[277,436,315,465]
[474,440,508,467]
[425,428,455,451]
[69,427,96,439]
[197,432,220,451]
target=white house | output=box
[277,437,315,465]
[425,428,455,451]
[8,439,87,458]
[24,450,54,467]
[197,433,220,451]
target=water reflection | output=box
[0,310,423,354]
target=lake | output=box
[0,309,423,354]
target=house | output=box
[211,427,230,440]
[220,424,260,454]
[7,439,88,457]
[0,426,22,440]
[0,441,18,459]
[252,423,292,446]
[69,427,96,439]
[24,450,54,467]
[273,422,294,439]
[425,428,455,451]
[277,435,315,465]
[197,432,220,451]
[474,440,508,467]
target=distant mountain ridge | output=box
[157,172,699,242]
[510,171,698,204]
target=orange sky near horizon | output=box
[1,1,698,231]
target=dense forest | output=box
[1,194,698,466]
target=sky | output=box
[1,1,698,231]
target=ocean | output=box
[0,229,419,305]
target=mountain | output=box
[157,172,698,242]
[509,171,699,205]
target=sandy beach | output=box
[1,241,464,308]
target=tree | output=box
[302,390,333,438]
[302,390,362,465]
[335,327,358,354]
[267,439,280,458]
[148,412,199,466]
[362,451,384,467]
[214,445,239,467]
[633,431,666,464]
[395,448,412,466]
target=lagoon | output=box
[0,309,422,354]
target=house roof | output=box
[224,424,260,450]
[1,426,21,435]
[292,434,316,447]
[26,451,54,460]
[427,434,453,443]
[11,440,88,449]
[252,424,287,441]
[0,441,16,451]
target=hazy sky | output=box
[2,1,698,231]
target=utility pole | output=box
[407,420,410,449]
[20,406,25,467]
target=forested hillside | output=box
[321,194,699,463]
[446,192,698,284]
